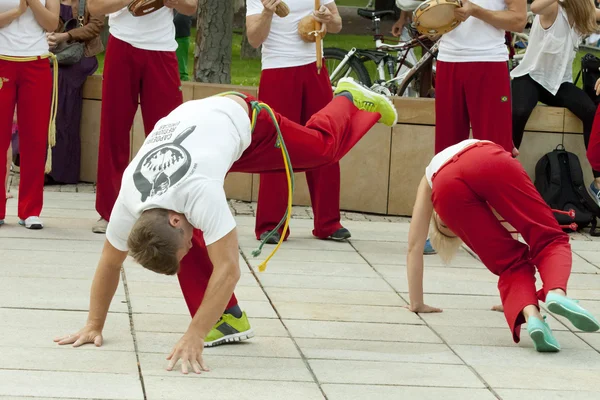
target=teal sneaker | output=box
[546,293,600,332]
[424,238,437,255]
[527,315,560,352]
[204,311,254,347]
[334,77,398,126]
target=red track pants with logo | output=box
[178,94,381,316]
[255,62,343,240]
[431,142,572,342]
[0,58,51,220]
[95,35,182,221]
[434,61,514,154]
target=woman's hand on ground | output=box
[54,325,103,347]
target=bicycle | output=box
[324,8,438,98]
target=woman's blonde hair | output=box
[429,214,463,264]
[562,0,598,36]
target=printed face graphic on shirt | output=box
[133,124,196,202]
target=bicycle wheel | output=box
[324,48,372,88]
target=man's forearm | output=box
[246,12,274,48]
[471,6,527,32]
[88,0,130,17]
[187,266,240,338]
[86,262,122,330]
[173,0,196,16]
[325,14,342,33]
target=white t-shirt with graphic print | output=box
[105,97,252,252]
[246,0,335,70]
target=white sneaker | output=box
[19,216,43,230]
[92,218,108,234]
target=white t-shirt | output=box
[438,0,508,62]
[106,97,252,251]
[425,139,485,187]
[246,0,334,70]
[108,7,177,51]
[510,7,580,95]
[0,0,49,56]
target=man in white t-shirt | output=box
[54,78,398,374]
[88,0,196,235]
[246,0,351,245]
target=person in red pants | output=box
[586,82,600,172]
[246,0,349,243]
[54,78,397,374]
[420,0,527,255]
[406,139,600,352]
[89,0,196,234]
[0,0,59,230]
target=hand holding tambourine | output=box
[412,0,463,36]
[128,0,164,16]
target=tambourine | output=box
[128,0,164,17]
[412,0,462,36]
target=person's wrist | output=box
[262,7,274,17]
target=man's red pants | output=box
[431,142,571,342]
[435,61,514,154]
[95,35,183,221]
[255,62,343,239]
[178,94,381,316]
[0,58,51,220]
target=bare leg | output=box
[5,144,12,199]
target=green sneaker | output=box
[545,293,600,332]
[527,315,560,353]
[204,311,254,347]
[334,77,398,126]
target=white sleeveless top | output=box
[510,6,580,95]
[425,139,485,187]
[0,0,49,57]
[438,0,508,62]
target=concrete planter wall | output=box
[79,75,592,216]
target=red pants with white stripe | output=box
[431,142,572,342]
[95,35,183,221]
[255,62,343,240]
[434,61,514,154]
[178,94,381,316]
[0,58,51,220]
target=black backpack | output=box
[534,145,600,236]
[574,53,600,105]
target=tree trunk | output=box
[194,0,234,83]
[240,0,261,60]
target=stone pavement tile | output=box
[570,239,600,251]
[0,347,138,374]
[264,287,405,306]
[348,240,409,255]
[566,288,600,301]
[570,253,600,274]
[131,297,277,319]
[419,309,568,331]
[143,377,324,400]
[272,302,422,324]
[561,273,600,289]
[238,237,356,252]
[387,276,499,296]
[0,263,99,280]
[296,338,461,364]
[284,319,440,343]
[309,359,484,387]
[2,248,102,266]
[394,293,501,310]
[0,370,143,399]
[474,366,600,391]
[248,248,366,264]
[136,332,300,359]
[0,309,135,351]
[451,345,600,370]
[256,274,392,292]
[139,354,313,381]
[245,260,380,278]
[496,389,600,400]
[360,250,484,268]
[0,224,104,242]
[576,332,600,351]
[434,326,592,350]
[574,250,600,264]
[127,280,266,301]
[322,385,497,400]
[0,238,103,252]
[0,277,128,312]
[376,264,496,282]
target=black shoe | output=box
[260,231,280,244]
[327,227,351,241]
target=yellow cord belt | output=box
[217,91,295,272]
[0,53,58,174]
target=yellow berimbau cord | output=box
[218,91,295,272]
[0,54,58,174]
